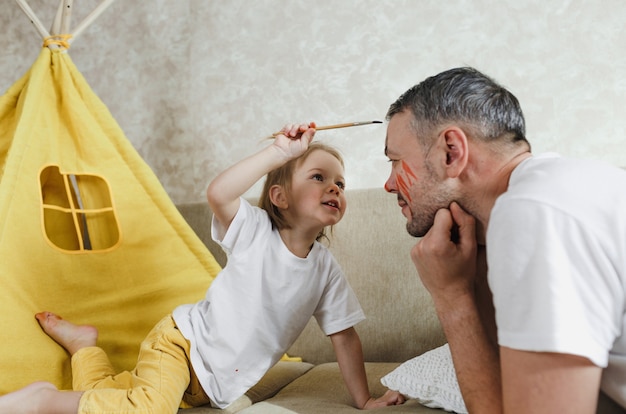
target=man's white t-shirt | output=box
[173,199,365,408]
[487,153,626,408]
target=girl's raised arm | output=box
[206,123,316,231]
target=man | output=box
[383,67,626,413]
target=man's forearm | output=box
[435,292,502,414]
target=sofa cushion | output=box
[178,361,314,413]
[245,361,315,403]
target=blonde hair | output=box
[258,142,344,241]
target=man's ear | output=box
[441,127,468,178]
[269,185,288,209]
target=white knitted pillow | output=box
[381,344,467,413]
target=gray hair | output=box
[387,67,528,148]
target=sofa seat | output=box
[239,362,440,414]
[179,362,442,413]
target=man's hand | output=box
[411,202,477,307]
[411,202,504,413]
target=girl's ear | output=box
[441,127,469,178]
[269,185,288,209]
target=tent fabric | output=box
[0,47,220,393]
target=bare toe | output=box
[35,312,98,355]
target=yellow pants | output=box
[74,315,212,414]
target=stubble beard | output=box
[404,165,454,238]
[406,209,437,238]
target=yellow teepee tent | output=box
[0,0,220,393]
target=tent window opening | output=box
[40,165,120,252]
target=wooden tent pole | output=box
[60,0,74,35]
[17,0,117,46]
[14,0,50,39]
[70,0,117,43]
[50,0,64,35]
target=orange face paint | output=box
[402,160,417,180]
[397,174,411,202]
[397,160,417,203]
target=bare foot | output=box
[0,382,57,414]
[35,312,98,355]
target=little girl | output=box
[0,123,404,413]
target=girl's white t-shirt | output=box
[487,153,626,408]
[173,199,365,408]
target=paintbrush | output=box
[270,120,382,138]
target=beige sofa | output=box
[176,188,624,414]
[176,188,447,413]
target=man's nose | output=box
[384,174,396,193]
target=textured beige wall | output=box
[2,0,625,204]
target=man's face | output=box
[384,111,453,237]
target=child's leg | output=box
[0,314,89,414]
[70,347,119,390]
[75,315,194,413]
[181,365,213,408]
[36,313,196,413]
[34,312,116,390]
